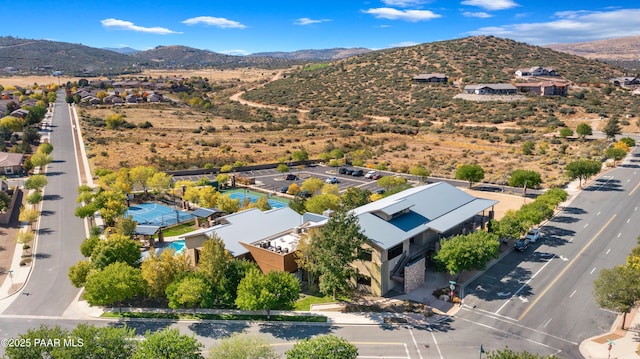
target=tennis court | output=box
[126,202,196,227]
[224,189,288,209]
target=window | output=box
[388,243,403,260]
[357,248,372,262]
[356,274,371,286]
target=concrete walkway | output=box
[580,308,640,359]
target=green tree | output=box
[575,122,593,140]
[68,259,93,287]
[565,159,601,187]
[295,231,320,287]
[300,177,324,195]
[37,142,53,155]
[80,235,100,257]
[288,194,307,214]
[409,165,430,183]
[558,127,574,138]
[216,173,230,188]
[276,163,290,178]
[147,172,172,194]
[594,265,640,329]
[286,334,358,359]
[521,141,535,155]
[166,273,211,313]
[340,187,371,210]
[455,164,485,188]
[291,149,309,161]
[605,147,627,166]
[3,324,69,359]
[0,191,11,212]
[0,116,22,132]
[314,210,367,299]
[491,210,528,240]
[209,333,278,359]
[16,230,34,253]
[91,234,141,270]
[198,234,232,286]
[217,195,241,213]
[377,176,410,194]
[603,117,622,140]
[508,169,541,194]
[114,216,138,238]
[218,259,260,308]
[84,262,145,313]
[132,327,203,359]
[29,151,53,168]
[26,191,43,205]
[19,207,39,229]
[24,174,48,191]
[434,231,500,276]
[235,268,301,319]
[94,190,128,227]
[619,137,636,147]
[129,165,157,193]
[254,196,272,211]
[305,193,341,214]
[141,249,191,300]
[64,323,137,359]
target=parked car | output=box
[524,229,541,243]
[515,238,529,252]
[299,190,312,198]
[375,188,386,195]
[285,174,298,181]
[325,177,339,184]
[338,167,348,175]
[352,169,364,177]
[280,186,289,193]
[372,174,383,180]
[364,170,377,179]
[345,169,354,175]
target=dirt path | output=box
[229,70,309,113]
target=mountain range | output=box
[0,35,638,77]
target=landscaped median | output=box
[100,307,327,323]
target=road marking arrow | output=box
[518,296,529,303]
[559,255,569,261]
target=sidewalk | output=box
[580,308,640,359]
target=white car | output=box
[364,170,377,179]
[524,229,541,243]
[325,177,339,184]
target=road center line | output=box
[606,248,611,254]
[519,214,617,321]
[544,318,552,327]
[590,267,596,274]
[629,181,640,196]
[618,233,622,238]
[495,255,556,315]
[584,223,589,228]
[628,219,631,223]
[570,290,577,298]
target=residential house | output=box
[80,96,101,105]
[180,207,327,273]
[0,152,24,175]
[515,81,568,96]
[463,84,517,95]
[10,108,29,119]
[350,182,497,295]
[413,73,448,83]
[515,66,557,77]
[103,95,124,105]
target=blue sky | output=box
[11,1,640,55]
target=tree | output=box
[575,122,593,140]
[129,165,157,192]
[434,231,500,276]
[558,127,574,138]
[300,177,324,195]
[305,193,340,214]
[26,191,43,205]
[91,234,141,270]
[377,176,410,194]
[521,141,535,155]
[217,195,240,213]
[16,230,34,253]
[455,164,485,188]
[276,163,290,178]
[198,186,220,208]
[286,334,358,359]
[619,137,636,148]
[84,262,145,313]
[65,323,137,359]
[291,149,309,161]
[508,169,541,193]
[0,116,22,132]
[235,268,300,319]
[287,182,301,195]
[94,190,128,227]
[29,151,53,168]
[593,265,640,329]
[288,194,307,214]
[24,174,48,191]
[114,216,138,238]
[216,173,230,188]
[209,333,278,359]
[254,196,272,211]
[314,209,367,299]
[218,259,260,308]
[147,172,172,194]
[409,165,430,183]
[491,210,528,241]
[296,231,320,287]
[340,187,371,210]
[132,327,203,359]
[166,273,211,313]
[198,234,232,286]
[603,118,622,140]
[565,159,601,187]
[19,207,39,229]
[68,259,93,287]
[141,248,191,300]
[605,147,627,166]
[3,324,69,359]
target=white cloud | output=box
[460,0,518,11]
[382,0,427,7]
[182,16,246,29]
[294,17,331,26]
[389,41,419,48]
[466,8,640,45]
[221,49,249,56]
[101,19,181,34]
[363,8,441,22]
[463,11,492,18]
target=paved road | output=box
[2,91,86,316]
[460,146,640,358]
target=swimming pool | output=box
[168,240,186,254]
[226,192,287,209]
[126,202,196,227]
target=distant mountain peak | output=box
[248,47,371,60]
[102,46,140,55]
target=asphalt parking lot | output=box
[173,164,415,195]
